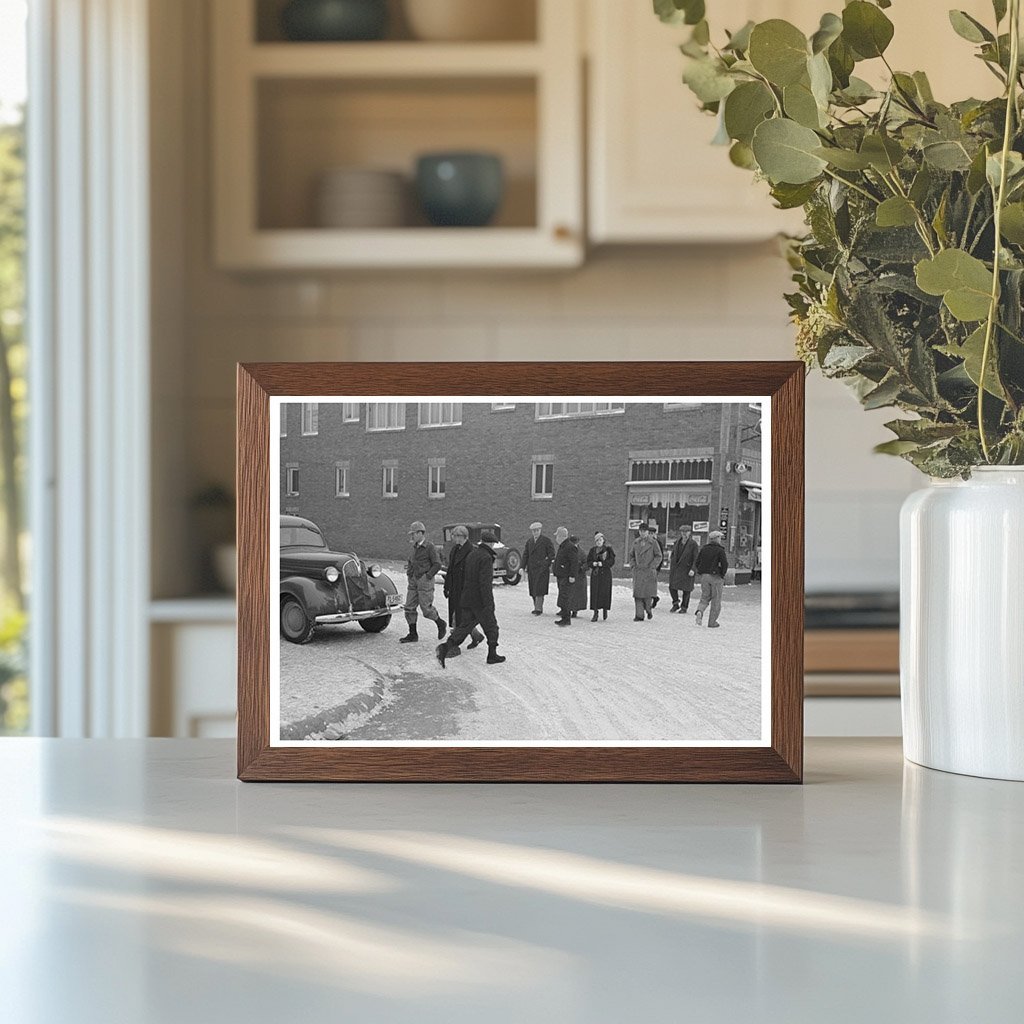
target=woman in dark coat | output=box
[586,531,616,621]
[568,535,588,616]
[668,525,700,613]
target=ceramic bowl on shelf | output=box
[315,167,408,229]
[280,0,388,42]
[415,152,504,228]
[403,0,535,42]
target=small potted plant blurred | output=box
[192,484,236,595]
[659,0,1024,780]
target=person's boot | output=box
[435,617,447,640]
[399,623,418,643]
[633,600,644,622]
[556,611,571,626]
[435,639,454,668]
[602,609,608,621]
[591,611,599,622]
[695,609,703,626]
[486,644,506,665]
[467,629,484,649]
[670,600,679,613]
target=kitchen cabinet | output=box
[586,0,998,244]
[211,0,583,269]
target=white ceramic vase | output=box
[900,467,1024,781]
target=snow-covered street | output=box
[279,572,763,743]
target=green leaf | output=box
[807,51,833,109]
[810,12,843,54]
[999,203,1024,245]
[682,57,736,104]
[939,325,1006,398]
[967,144,991,194]
[842,1,895,59]
[993,0,1008,24]
[948,10,994,44]
[814,146,872,170]
[874,438,922,455]
[860,133,904,173]
[784,80,824,129]
[751,118,828,184]
[653,0,705,26]
[876,196,918,228]
[723,81,775,144]
[884,418,963,443]
[729,140,757,169]
[691,19,710,45]
[827,35,855,89]
[862,374,903,409]
[748,20,809,87]
[986,150,1024,191]
[770,180,820,209]
[724,20,755,53]
[913,71,935,104]
[915,249,994,322]
[922,140,972,171]
[909,164,933,205]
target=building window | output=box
[342,403,360,423]
[285,467,299,496]
[532,462,553,499]
[382,465,398,498]
[280,407,287,437]
[366,403,405,432]
[335,462,349,497]
[301,402,319,435]
[664,402,705,410]
[536,402,624,420]
[428,463,446,498]
[492,402,515,411]
[419,402,462,428]
[629,458,713,482]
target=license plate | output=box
[386,594,402,606]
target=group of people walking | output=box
[523,521,730,628]
[397,517,733,673]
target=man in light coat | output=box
[628,524,662,621]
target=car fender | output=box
[375,572,399,599]
[280,575,341,615]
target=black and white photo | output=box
[270,397,770,747]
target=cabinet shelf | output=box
[249,42,544,78]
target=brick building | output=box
[279,400,762,574]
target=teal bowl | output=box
[281,0,388,42]
[415,153,505,228]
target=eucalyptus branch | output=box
[978,0,1021,462]
[822,167,881,205]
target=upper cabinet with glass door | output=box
[586,0,998,244]
[211,0,583,269]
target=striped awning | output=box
[629,487,711,508]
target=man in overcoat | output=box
[669,525,700,613]
[628,523,663,621]
[522,521,556,615]
[442,525,484,654]
[552,526,580,627]
[695,530,729,628]
[400,521,447,644]
[436,532,506,666]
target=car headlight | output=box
[324,566,340,584]
[367,564,381,578]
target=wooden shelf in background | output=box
[804,629,899,675]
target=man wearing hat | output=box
[436,531,506,667]
[400,521,446,644]
[522,521,556,615]
[694,530,729,628]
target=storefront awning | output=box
[627,486,711,508]
[741,481,762,502]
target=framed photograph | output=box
[237,362,803,782]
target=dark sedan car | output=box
[441,523,522,585]
[279,515,401,643]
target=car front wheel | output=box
[281,597,315,644]
[359,613,391,633]
[503,549,522,585]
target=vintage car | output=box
[440,523,522,585]
[279,515,401,644]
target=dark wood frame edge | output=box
[237,361,804,783]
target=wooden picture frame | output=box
[237,362,804,782]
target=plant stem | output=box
[978,0,1021,462]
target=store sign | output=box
[692,521,709,532]
[631,494,650,505]
[628,519,642,529]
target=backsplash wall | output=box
[158,0,919,598]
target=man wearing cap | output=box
[399,521,447,644]
[694,530,729,628]
[436,531,506,667]
[522,521,556,615]
[551,526,580,627]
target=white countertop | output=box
[1,738,1021,1023]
